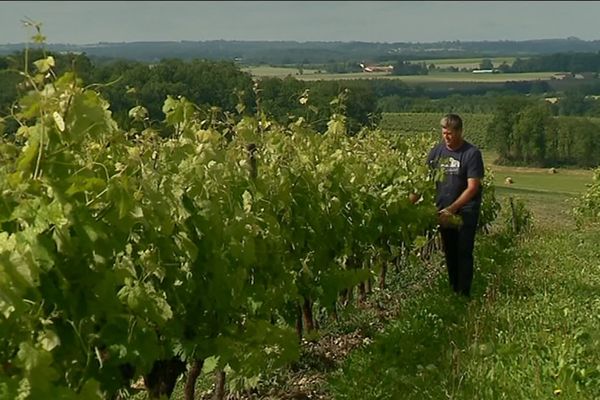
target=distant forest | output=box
[2,37,600,64]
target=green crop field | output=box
[241,65,321,77]
[295,71,561,83]
[379,112,493,149]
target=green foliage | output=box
[554,117,600,167]
[91,58,256,130]
[573,167,600,226]
[0,28,504,399]
[489,97,600,168]
[0,41,499,398]
[503,197,533,235]
[512,103,553,164]
[479,168,501,232]
[487,95,533,162]
[391,61,428,76]
[329,219,600,400]
[479,58,494,70]
[0,49,94,118]
[378,112,493,149]
[510,52,600,73]
[255,77,381,134]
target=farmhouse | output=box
[552,72,596,80]
[552,73,571,80]
[360,63,394,73]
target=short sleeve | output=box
[467,149,484,179]
[426,146,437,169]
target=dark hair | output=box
[440,113,463,132]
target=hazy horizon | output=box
[2,1,600,45]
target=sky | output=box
[1,1,600,45]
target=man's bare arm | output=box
[443,178,481,214]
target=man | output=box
[427,114,484,297]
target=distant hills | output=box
[1,38,600,64]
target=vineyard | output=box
[0,53,505,400]
[2,45,600,400]
[378,112,493,150]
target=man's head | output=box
[440,113,463,150]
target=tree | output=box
[569,118,600,167]
[255,76,306,123]
[558,89,588,116]
[487,96,532,162]
[479,59,494,70]
[513,104,552,165]
[497,61,511,73]
[92,59,256,130]
[391,61,428,76]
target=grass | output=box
[482,150,594,229]
[484,152,593,196]
[492,171,590,195]
[390,72,561,83]
[411,57,522,69]
[241,65,321,78]
[242,66,562,83]
[328,215,600,399]
[495,187,575,229]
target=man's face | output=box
[441,125,462,150]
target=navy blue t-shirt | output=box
[427,141,484,211]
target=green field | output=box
[411,57,523,69]
[242,58,522,77]
[483,151,593,228]
[483,150,593,196]
[241,65,321,77]
[243,66,563,83]
[329,224,600,399]
[491,167,591,195]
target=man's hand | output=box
[438,208,463,228]
[408,193,420,204]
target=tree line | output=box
[488,96,600,167]
[418,52,600,75]
[0,50,382,136]
[5,38,600,65]
[508,52,600,74]
[2,50,600,168]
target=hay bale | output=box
[548,167,557,174]
[505,176,514,184]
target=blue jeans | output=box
[439,208,479,297]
